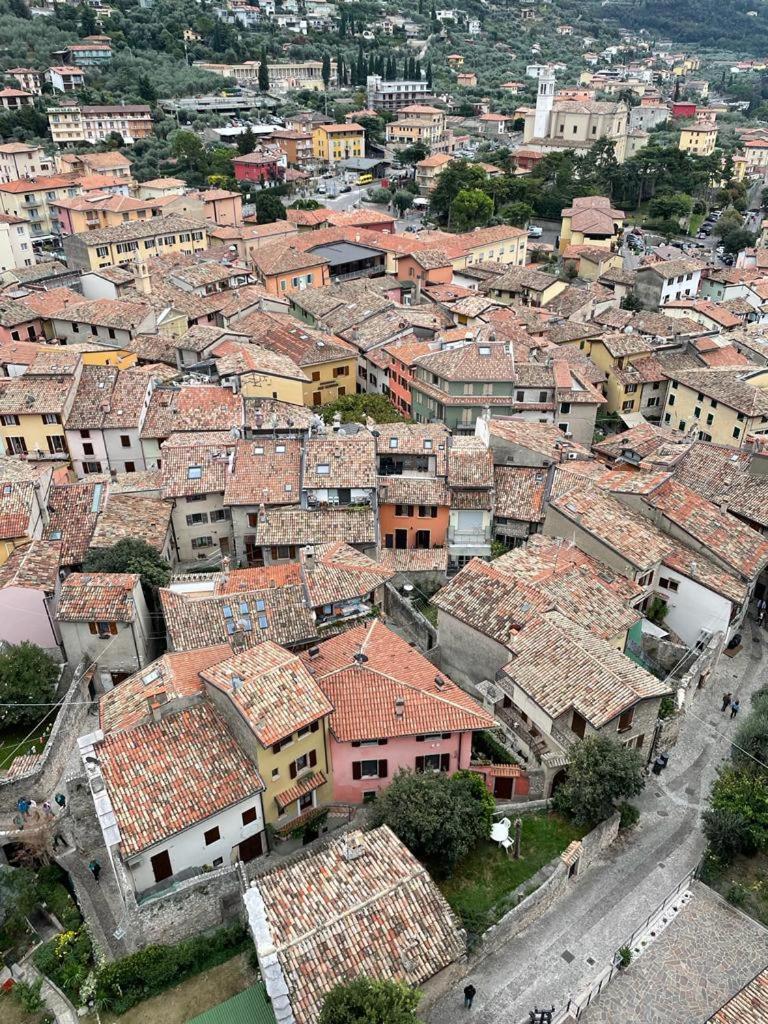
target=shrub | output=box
[367,187,391,204]
[658,695,677,720]
[13,979,44,1013]
[472,730,517,766]
[37,866,82,931]
[618,802,640,830]
[319,976,420,1024]
[94,922,247,1014]
[702,806,754,863]
[34,927,95,1003]
[617,946,632,968]
[726,883,747,906]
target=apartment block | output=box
[48,104,153,146]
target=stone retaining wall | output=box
[383,582,438,651]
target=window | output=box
[659,577,679,592]
[191,536,213,548]
[737,412,745,422]
[186,512,209,526]
[187,466,202,480]
[83,443,94,456]
[668,394,675,407]
[637,569,654,588]
[622,401,634,412]
[289,748,317,779]
[42,413,60,425]
[242,807,257,825]
[617,708,634,733]
[47,435,66,454]
[571,710,587,739]
[538,391,548,403]
[333,365,349,377]
[416,753,450,772]
[125,462,135,473]
[624,384,637,394]
[360,759,380,777]
[733,427,741,440]
[679,420,686,432]
[516,390,525,402]
[1,415,19,426]
[316,463,330,475]
[312,370,320,382]
[89,621,117,637]
[120,435,130,448]
[560,402,571,414]
[204,826,220,846]
[186,494,206,503]
[395,504,413,517]
[210,509,230,522]
[706,413,714,426]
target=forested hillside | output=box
[599,0,768,56]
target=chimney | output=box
[341,830,366,862]
[147,694,167,723]
[304,544,315,570]
[394,696,405,718]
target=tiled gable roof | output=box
[494,466,547,521]
[44,479,106,564]
[245,825,465,1024]
[99,645,231,733]
[0,540,60,592]
[504,609,670,727]
[98,701,264,857]
[223,439,302,507]
[58,572,139,622]
[378,474,449,506]
[447,437,494,488]
[160,434,235,499]
[201,642,332,746]
[304,433,376,489]
[252,506,377,547]
[89,493,171,554]
[487,418,592,462]
[303,542,393,608]
[160,583,315,652]
[664,367,768,417]
[300,619,493,742]
[142,386,244,440]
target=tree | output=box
[449,188,493,232]
[648,192,693,222]
[253,191,287,224]
[707,763,768,856]
[80,3,98,36]
[322,53,331,89]
[0,643,59,729]
[392,189,413,216]
[429,160,489,224]
[7,0,31,18]
[720,226,756,255]
[320,393,403,423]
[258,47,269,92]
[426,60,433,89]
[319,977,420,1024]
[290,198,324,210]
[237,127,256,156]
[371,769,494,872]
[553,736,645,828]
[0,867,37,947]
[499,201,534,227]
[137,75,157,105]
[84,538,171,595]
[395,141,428,166]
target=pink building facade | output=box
[0,586,60,655]
[331,729,475,803]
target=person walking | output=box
[54,792,66,810]
[730,699,741,720]
[721,692,732,713]
[88,859,101,884]
[463,984,476,1009]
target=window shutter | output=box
[109,622,118,635]
[89,622,98,635]
[309,749,317,768]
[352,761,362,780]
[415,756,425,772]
[440,753,450,772]
[272,741,281,755]
[378,738,388,745]
[378,759,388,778]
[289,761,297,780]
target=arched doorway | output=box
[549,768,568,798]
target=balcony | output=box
[316,599,373,628]
[447,527,491,547]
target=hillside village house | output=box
[0,462,55,566]
[0,142,53,183]
[48,104,153,146]
[662,367,768,445]
[559,196,625,252]
[0,540,62,654]
[312,123,365,165]
[634,259,703,309]
[63,216,208,272]
[57,572,153,689]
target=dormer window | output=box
[316,463,330,475]
[423,439,433,450]
[187,466,202,480]
[389,438,398,448]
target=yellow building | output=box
[679,123,717,156]
[62,215,208,272]
[575,331,656,415]
[230,311,358,408]
[415,153,454,195]
[0,174,80,242]
[0,368,80,460]
[663,367,768,446]
[211,341,309,406]
[201,644,334,829]
[0,461,54,565]
[560,195,625,253]
[51,194,167,236]
[312,123,365,166]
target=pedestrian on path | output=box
[464,984,476,1009]
[42,801,53,817]
[758,598,767,624]
[88,859,101,883]
[721,692,732,712]
[730,699,741,720]
[54,792,66,810]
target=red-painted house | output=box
[232,152,286,186]
[671,102,697,119]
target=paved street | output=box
[427,624,765,1024]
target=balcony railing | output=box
[448,528,491,546]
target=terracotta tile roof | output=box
[160,434,235,498]
[22,287,83,319]
[303,542,393,608]
[0,340,42,368]
[671,440,768,529]
[494,466,547,521]
[667,367,768,416]
[414,341,517,382]
[201,641,332,746]
[0,372,76,415]
[301,619,493,742]
[245,825,465,1024]
[252,506,376,547]
[142,385,244,440]
[252,243,328,277]
[245,398,314,433]
[89,493,171,553]
[487,417,592,461]
[447,437,494,488]
[215,564,302,592]
[376,547,448,573]
[58,571,139,622]
[643,477,768,579]
[637,257,704,279]
[274,770,326,809]
[223,438,302,507]
[707,967,768,1023]
[377,475,449,506]
[44,479,106,564]
[304,433,376,489]
[503,609,669,727]
[161,582,315,652]
[99,644,232,733]
[0,466,48,539]
[65,214,204,247]
[211,340,309,382]
[4,753,42,779]
[98,701,264,857]
[593,423,687,464]
[0,540,60,591]
[230,310,354,368]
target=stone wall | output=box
[382,582,437,651]
[477,813,621,956]
[0,665,92,810]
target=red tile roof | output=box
[58,572,139,622]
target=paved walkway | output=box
[426,625,765,1024]
[13,960,79,1024]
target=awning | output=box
[275,770,327,809]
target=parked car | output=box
[527,225,543,238]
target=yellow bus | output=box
[357,173,373,185]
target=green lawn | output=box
[0,728,46,771]
[438,812,584,937]
[704,850,768,928]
